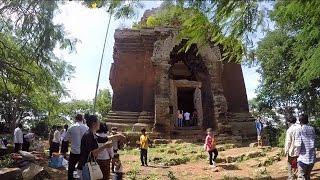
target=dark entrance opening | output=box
[177,87,195,114]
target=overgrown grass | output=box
[0,155,14,168]
[167,171,178,180]
[148,143,207,166]
[126,166,140,180]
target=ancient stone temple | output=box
[106,11,256,141]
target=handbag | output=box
[83,152,103,180]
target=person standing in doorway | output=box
[14,123,23,153]
[184,111,191,127]
[66,114,88,180]
[295,114,316,180]
[284,116,300,179]
[192,109,198,126]
[177,110,183,127]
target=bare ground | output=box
[45,143,320,180]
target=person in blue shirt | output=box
[255,118,263,146]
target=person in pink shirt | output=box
[204,128,219,167]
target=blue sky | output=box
[54,1,260,101]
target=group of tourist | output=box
[13,124,35,153]
[46,114,125,180]
[255,114,316,179]
[13,111,317,179]
[176,109,198,127]
[284,114,316,180]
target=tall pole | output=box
[93,13,112,113]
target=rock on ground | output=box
[0,168,23,180]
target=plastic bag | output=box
[48,155,63,168]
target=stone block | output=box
[153,139,170,144]
[250,142,258,148]
[0,168,23,180]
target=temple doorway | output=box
[177,87,195,113]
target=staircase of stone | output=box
[169,127,243,145]
[226,112,255,122]
[104,111,154,131]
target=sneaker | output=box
[212,161,216,167]
[141,164,145,166]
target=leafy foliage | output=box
[95,89,112,117]
[83,0,143,19]
[0,0,75,130]
[60,89,112,119]
[255,2,320,118]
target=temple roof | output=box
[114,27,176,52]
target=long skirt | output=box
[97,159,111,180]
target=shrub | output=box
[0,155,14,168]
[167,171,178,180]
[165,156,190,166]
[264,122,285,147]
[311,118,320,148]
[126,167,140,180]
[31,120,49,138]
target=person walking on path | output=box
[204,128,218,168]
[66,114,88,180]
[295,114,316,180]
[284,116,300,179]
[14,123,23,153]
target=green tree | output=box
[61,100,93,120]
[0,0,75,130]
[95,89,112,117]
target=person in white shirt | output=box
[60,124,69,157]
[284,116,300,179]
[96,123,114,180]
[184,111,191,127]
[14,124,23,152]
[67,114,88,180]
[49,125,61,157]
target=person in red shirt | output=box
[204,128,218,167]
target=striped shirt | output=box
[294,125,316,164]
